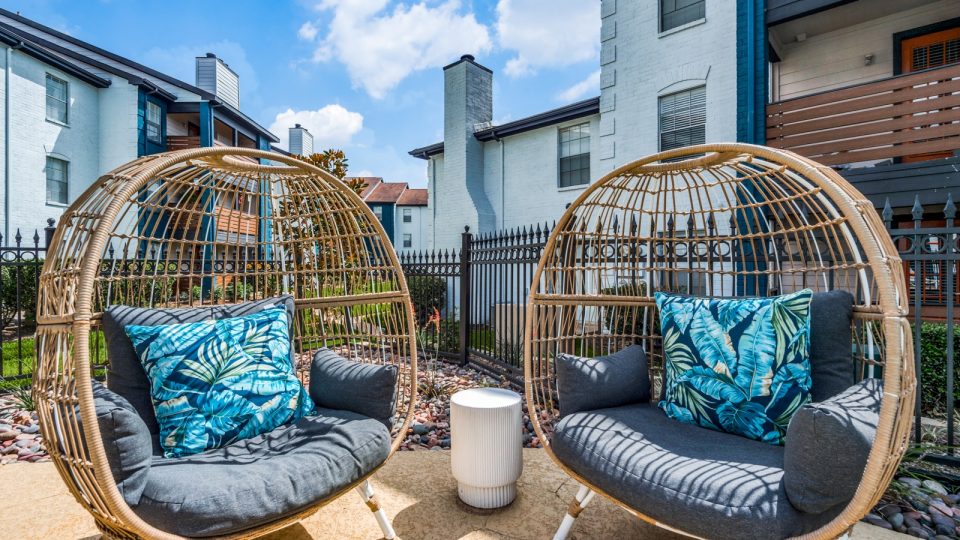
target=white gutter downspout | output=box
[498,135,505,230]
[430,156,437,248]
[4,44,16,241]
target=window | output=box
[45,74,68,124]
[660,0,705,32]
[372,205,383,221]
[659,86,706,152]
[403,234,412,248]
[558,122,590,188]
[146,101,162,143]
[46,156,68,204]
[402,208,412,222]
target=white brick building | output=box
[411,0,960,250]
[410,1,751,250]
[0,9,279,241]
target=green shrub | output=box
[918,322,960,417]
[601,281,647,335]
[407,275,447,324]
[0,264,40,329]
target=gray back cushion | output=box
[556,344,650,417]
[784,378,882,514]
[85,380,154,505]
[101,296,296,441]
[309,348,398,428]
[809,290,855,401]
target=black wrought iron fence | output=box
[0,220,56,383]
[398,224,550,381]
[884,196,960,448]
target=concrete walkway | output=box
[0,449,903,539]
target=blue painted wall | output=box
[369,203,395,244]
[735,0,770,295]
[736,0,767,145]
[136,90,168,157]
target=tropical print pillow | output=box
[125,305,315,458]
[655,289,814,445]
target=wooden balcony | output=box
[766,63,960,166]
[215,206,257,236]
[165,136,258,162]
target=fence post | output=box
[460,226,472,366]
[44,218,56,249]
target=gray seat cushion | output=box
[809,290,855,401]
[552,404,840,540]
[101,296,296,442]
[556,344,650,416]
[133,408,390,537]
[784,379,881,514]
[310,348,398,429]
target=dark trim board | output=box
[409,142,444,160]
[410,97,600,159]
[765,0,856,27]
[892,16,960,76]
[0,25,109,87]
[841,157,960,209]
[474,97,599,141]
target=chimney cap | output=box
[443,53,492,74]
[294,123,301,128]
[205,52,216,58]
[460,54,475,62]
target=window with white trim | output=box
[146,101,162,143]
[660,0,705,32]
[403,234,412,248]
[46,156,68,204]
[659,86,706,152]
[402,208,412,223]
[372,205,383,221]
[45,74,68,124]
[558,122,590,188]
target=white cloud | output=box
[140,41,259,105]
[556,69,600,102]
[269,105,364,151]
[308,0,492,99]
[496,0,600,77]
[298,21,318,41]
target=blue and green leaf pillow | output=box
[125,305,315,458]
[655,289,814,445]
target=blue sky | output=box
[1,0,600,187]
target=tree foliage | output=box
[293,149,365,196]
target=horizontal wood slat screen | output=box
[767,64,960,166]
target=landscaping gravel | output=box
[0,395,46,465]
[865,477,960,538]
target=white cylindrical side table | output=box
[450,387,523,509]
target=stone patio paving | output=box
[0,449,904,539]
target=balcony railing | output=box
[766,63,960,166]
[165,137,258,162]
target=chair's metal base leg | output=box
[356,479,396,539]
[553,484,596,540]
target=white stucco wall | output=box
[598,0,739,175]
[394,205,429,253]
[481,114,600,231]
[98,82,138,174]
[0,45,102,239]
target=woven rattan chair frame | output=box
[523,143,914,539]
[33,147,417,539]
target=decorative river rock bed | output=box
[865,477,960,539]
[0,396,46,465]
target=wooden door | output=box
[900,27,960,162]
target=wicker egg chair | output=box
[33,147,417,539]
[524,143,914,540]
